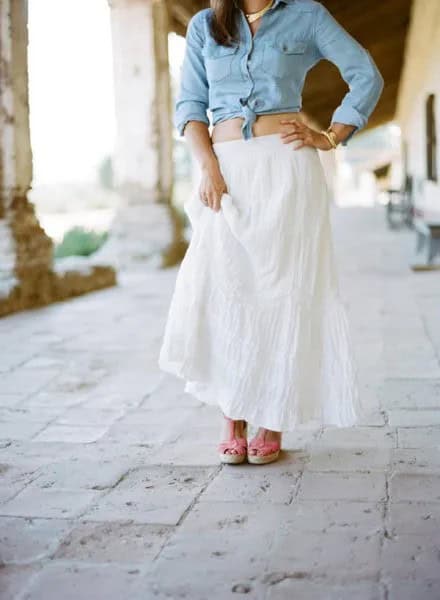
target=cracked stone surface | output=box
[1,206,440,599]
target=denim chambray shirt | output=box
[174,0,384,144]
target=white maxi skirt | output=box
[158,133,361,431]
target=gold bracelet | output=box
[320,130,337,150]
[326,128,339,147]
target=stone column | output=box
[106,0,175,269]
[0,0,53,305]
[153,0,174,202]
[0,0,115,317]
[108,0,173,202]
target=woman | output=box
[158,0,384,465]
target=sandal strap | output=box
[248,438,280,455]
[218,437,247,454]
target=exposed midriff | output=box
[211,111,306,143]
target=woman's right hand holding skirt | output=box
[199,156,228,212]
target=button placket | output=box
[244,53,251,80]
[235,5,278,139]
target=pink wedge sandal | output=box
[248,429,282,465]
[218,415,248,465]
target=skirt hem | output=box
[157,357,361,432]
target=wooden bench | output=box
[412,218,440,269]
[385,174,414,230]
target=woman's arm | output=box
[175,12,227,211]
[184,121,228,212]
[313,2,384,145]
[174,13,210,138]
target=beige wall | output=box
[396,0,440,217]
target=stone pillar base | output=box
[0,266,116,318]
[94,201,175,270]
[0,192,117,318]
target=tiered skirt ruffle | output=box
[158,133,361,431]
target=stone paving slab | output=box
[0,517,73,564]
[397,425,440,448]
[388,408,440,426]
[145,575,268,600]
[391,448,440,473]
[0,484,27,505]
[82,466,218,525]
[382,534,440,579]
[0,422,47,443]
[0,406,64,423]
[266,530,383,581]
[387,501,440,535]
[0,566,42,600]
[307,446,392,472]
[1,206,440,599]
[298,471,387,502]
[0,487,101,520]
[379,378,440,409]
[265,579,384,600]
[314,425,397,448]
[54,407,124,426]
[386,579,440,600]
[30,459,131,491]
[0,440,156,468]
[32,424,109,444]
[53,522,173,563]
[389,472,440,502]
[15,563,149,600]
[202,469,299,505]
[0,394,24,408]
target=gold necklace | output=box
[245,0,274,24]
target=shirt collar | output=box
[234,0,295,9]
[271,0,297,7]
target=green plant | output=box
[55,227,108,258]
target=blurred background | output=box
[1,1,440,599]
[2,0,439,316]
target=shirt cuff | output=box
[331,104,368,146]
[174,109,210,137]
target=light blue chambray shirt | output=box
[174,0,384,144]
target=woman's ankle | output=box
[221,415,247,438]
[255,427,282,441]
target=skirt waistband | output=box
[212,132,319,161]
[212,132,282,152]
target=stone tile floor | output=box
[1,205,440,599]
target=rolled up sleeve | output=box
[174,13,210,136]
[313,2,384,145]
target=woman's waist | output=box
[211,111,305,144]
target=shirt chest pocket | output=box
[262,40,307,79]
[204,44,239,83]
